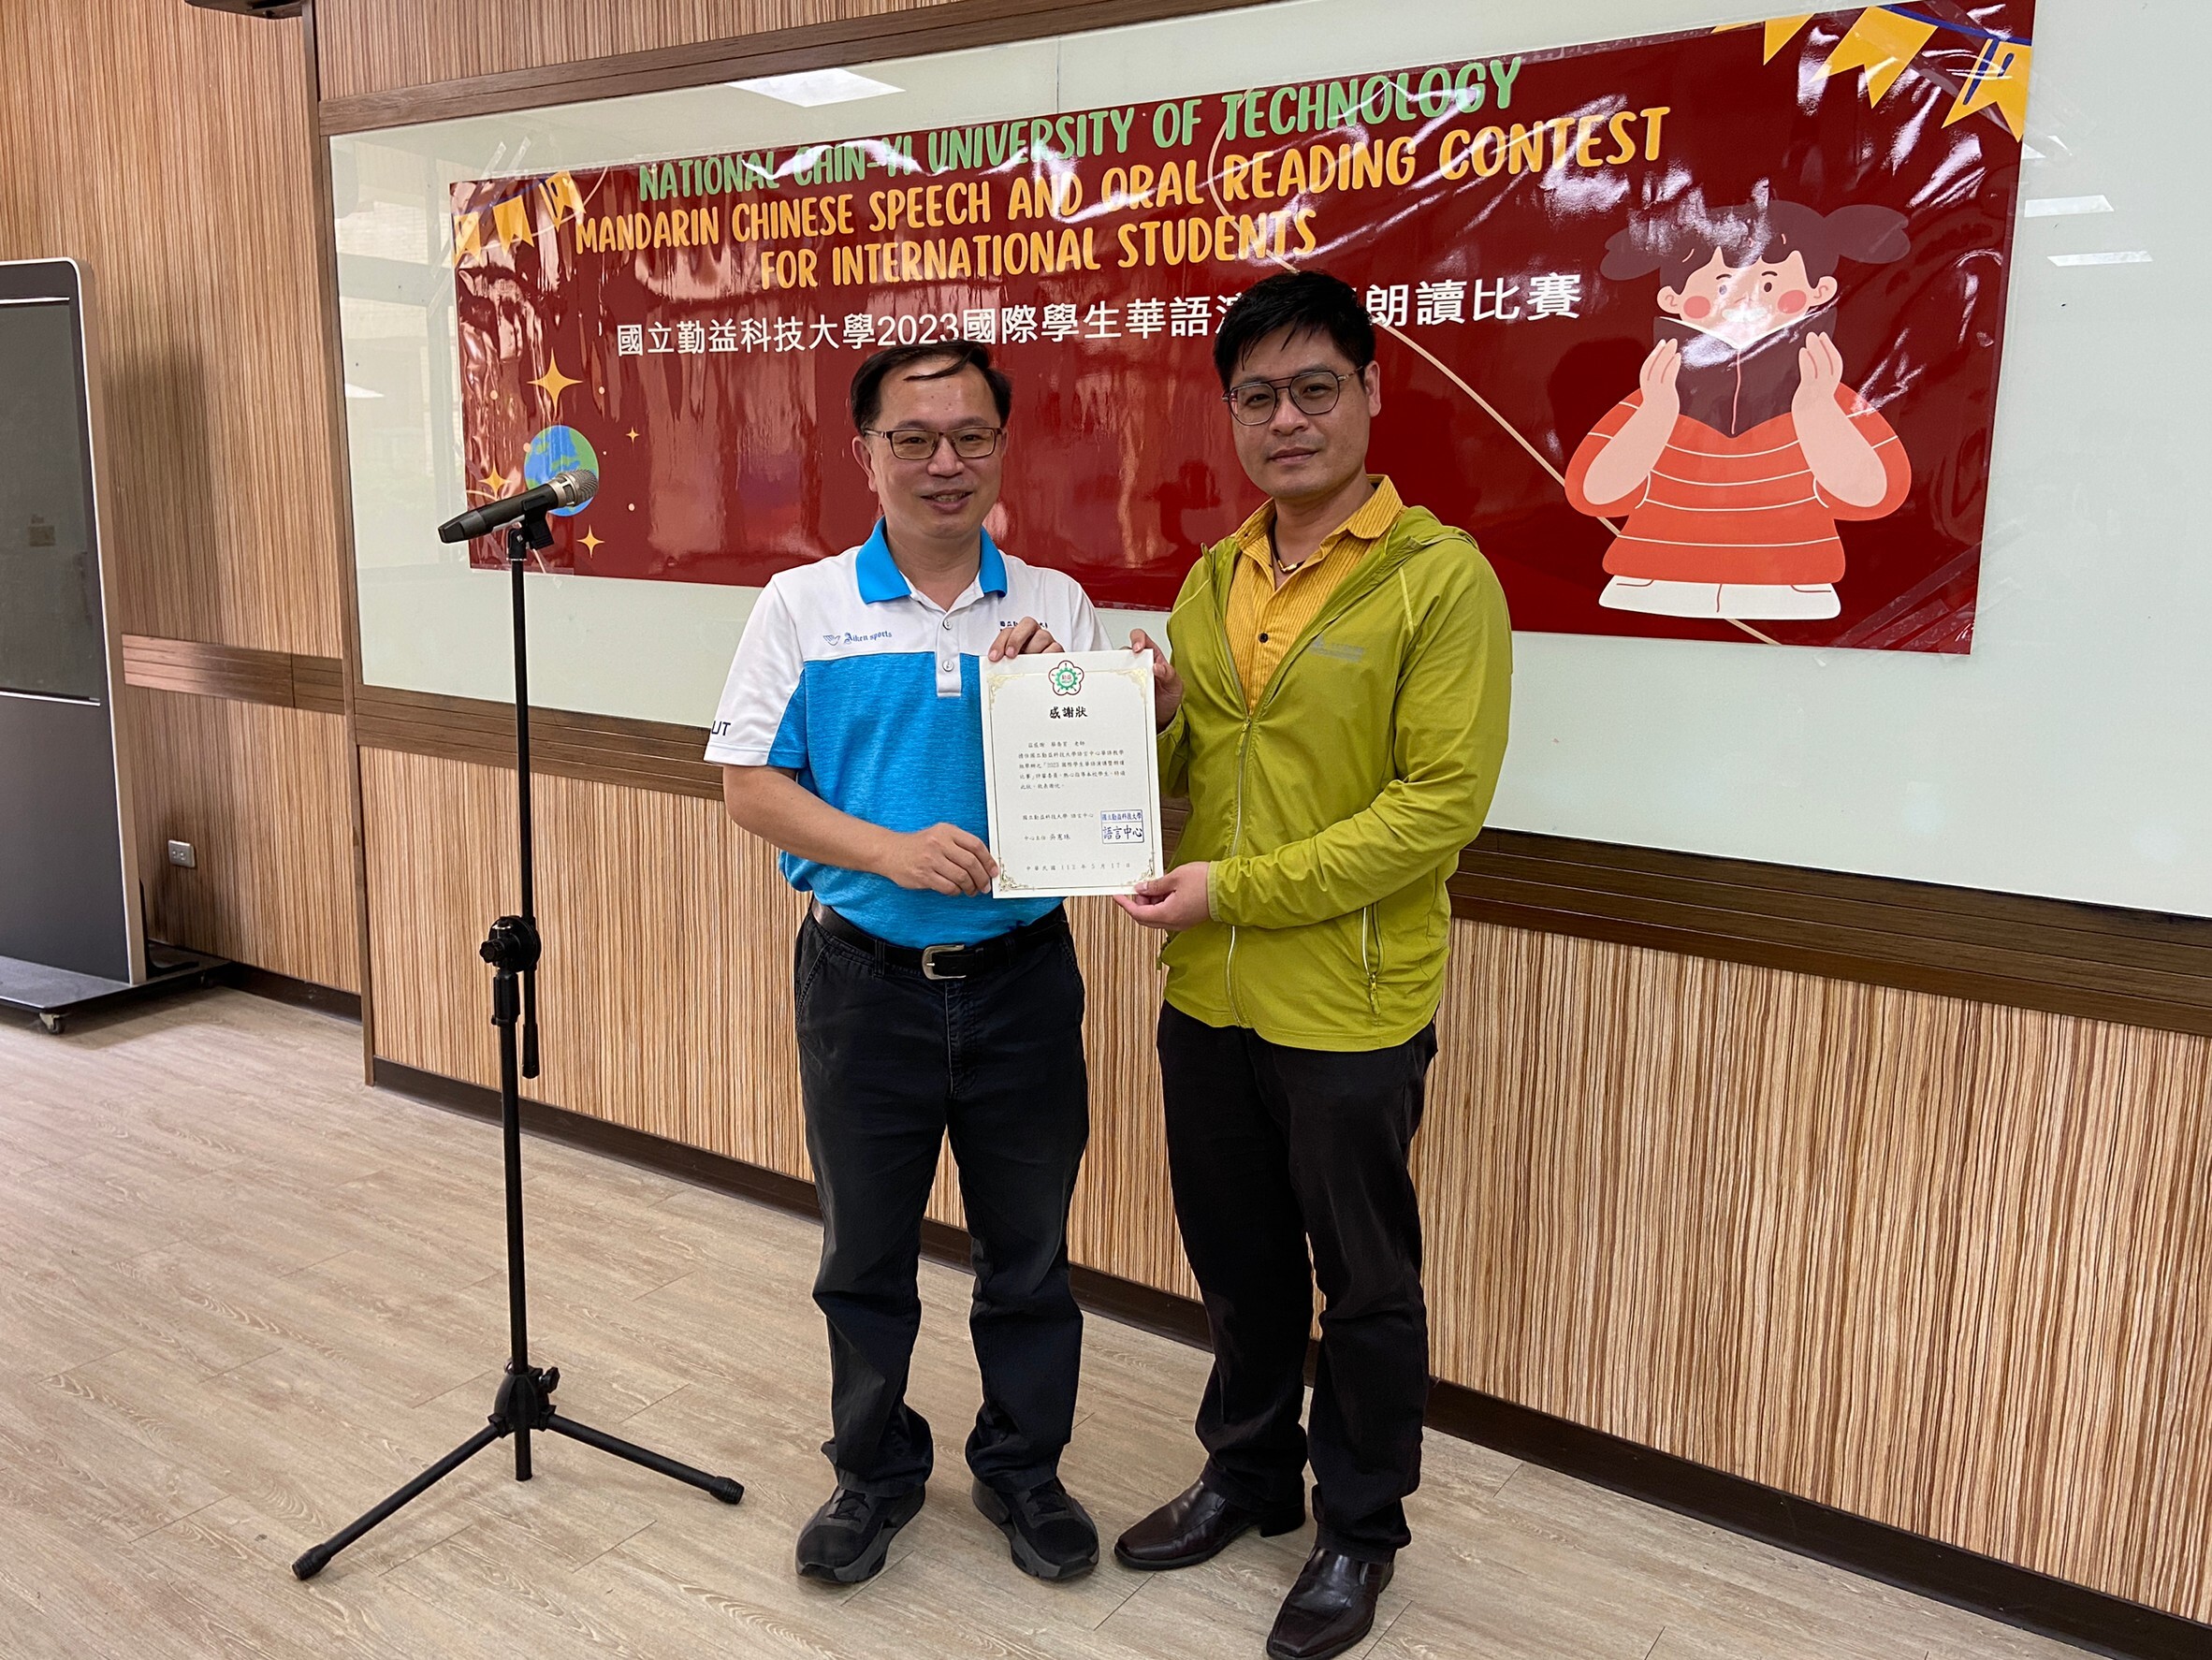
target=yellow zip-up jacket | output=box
[1157,500,1512,1052]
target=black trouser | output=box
[794,910,1089,1497]
[1158,1002,1436,1560]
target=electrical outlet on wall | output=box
[166,839,196,869]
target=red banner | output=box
[453,7,2034,651]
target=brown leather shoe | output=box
[1113,1478,1305,1571]
[1265,1547,1393,1660]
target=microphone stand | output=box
[295,508,743,1580]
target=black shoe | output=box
[971,1476,1099,1580]
[794,1485,924,1584]
[1265,1547,1393,1660]
[1113,1478,1306,1571]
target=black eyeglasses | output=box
[1223,370,1361,426]
[863,426,1004,461]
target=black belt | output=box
[809,902,1068,982]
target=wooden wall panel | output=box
[1419,924,2212,1623]
[0,3,359,996]
[361,747,812,1178]
[363,744,2212,1622]
[360,747,1193,1288]
[120,689,359,994]
[314,0,954,101]
[1064,900,1197,1299]
[349,684,2212,1041]
[122,636,349,715]
[0,0,343,659]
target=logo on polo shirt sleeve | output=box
[1049,661,1084,697]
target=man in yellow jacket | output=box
[1113,270,1512,1660]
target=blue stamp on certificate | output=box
[1100,809,1147,845]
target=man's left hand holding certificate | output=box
[980,649,1163,898]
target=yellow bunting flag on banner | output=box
[452,210,483,265]
[1712,16,1813,60]
[539,170,587,226]
[1822,7,1941,104]
[492,193,536,249]
[1762,16,1814,62]
[1944,37,2032,138]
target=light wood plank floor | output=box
[0,991,2088,1660]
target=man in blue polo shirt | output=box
[710,340,1110,1586]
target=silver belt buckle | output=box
[920,943,965,982]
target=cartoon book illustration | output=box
[1565,191,1914,622]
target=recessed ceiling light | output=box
[726,68,901,107]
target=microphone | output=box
[438,469,598,543]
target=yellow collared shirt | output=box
[1224,475,1404,709]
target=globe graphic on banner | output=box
[521,426,599,517]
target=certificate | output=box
[980,648,1163,898]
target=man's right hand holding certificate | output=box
[1131,626,1186,733]
[1113,629,1207,929]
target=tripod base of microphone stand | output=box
[291,1360,743,1580]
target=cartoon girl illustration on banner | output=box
[1565,191,1914,621]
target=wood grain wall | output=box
[361,743,2212,1623]
[121,688,358,993]
[358,747,1198,1294]
[1421,927,2212,1624]
[0,0,343,658]
[314,0,955,100]
[0,0,358,992]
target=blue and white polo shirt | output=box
[706,520,1110,948]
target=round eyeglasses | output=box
[864,426,1005,461]
[1223,370,1360,426]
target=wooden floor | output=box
[0,991,2089,1660]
